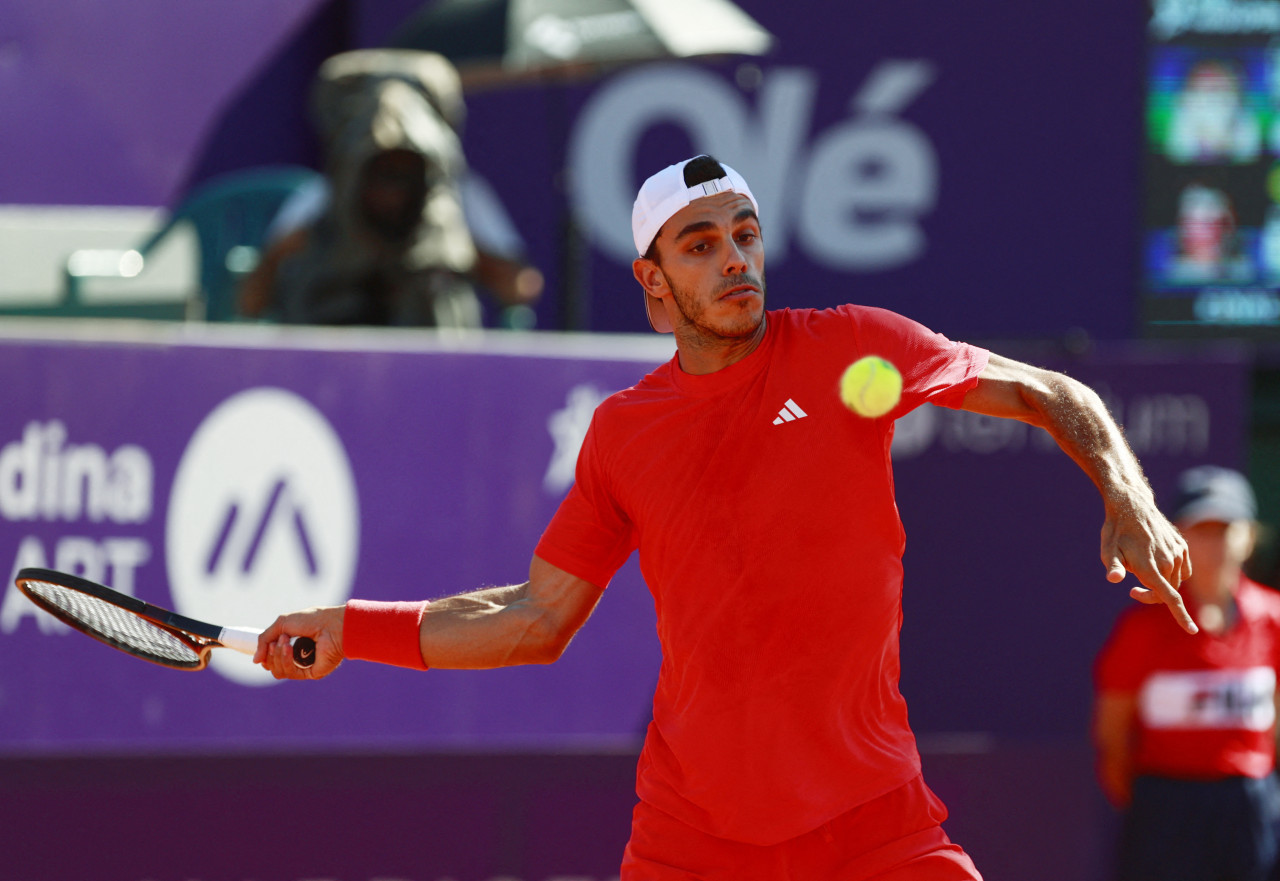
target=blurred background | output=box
[1,1,1277,879]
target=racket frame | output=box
[16,567,292,671]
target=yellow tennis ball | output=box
[839,356,902,418]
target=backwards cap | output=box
[631,155,759,333]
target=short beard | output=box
[662,269,767,342]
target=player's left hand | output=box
[1101,497,1196,634]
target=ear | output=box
[1244,520,1260,558]
[632,257,669,298]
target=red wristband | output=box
[342,600,430,670]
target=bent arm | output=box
[471,249,544,308]
[961,353,1195,633]
[254,554,604,679]
[1093,690,1139,808]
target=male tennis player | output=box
[257,155,1195,879]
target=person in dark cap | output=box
[1094,466,1280,881]
[239,50,542,327]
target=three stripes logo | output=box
[772,399,808,425]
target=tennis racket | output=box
[15,567,316,671]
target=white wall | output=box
[0,206,195,305]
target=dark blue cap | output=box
[1170,466,1256,526]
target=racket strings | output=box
[22,579,202,666]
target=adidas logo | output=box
[772,399,808,425]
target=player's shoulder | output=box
[590,359,677,423]
[779,303,898,324]
[782,303,928,336]
[767,304,864,339]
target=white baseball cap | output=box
[631,155,759,333]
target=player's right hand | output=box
[1100,500,1196,634]
[255,606,345,680]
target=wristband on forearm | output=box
[342,599,430,670]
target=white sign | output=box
[568,60,938,271]
[166,388,359,686]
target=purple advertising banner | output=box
[0,323,675,752]
[0,322,1252,757]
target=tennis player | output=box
[257,155,1194,879]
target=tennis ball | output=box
[839,356,902,418]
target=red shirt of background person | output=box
[256,155,1195,880]
[1094,466,1280,805]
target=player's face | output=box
[646,192,766,340]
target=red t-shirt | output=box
[1094,576,1280,780]
[535,305,989,845]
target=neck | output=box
[674,317,767,375]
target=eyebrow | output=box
[672,208,760,243]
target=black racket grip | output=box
[292,636,318,668]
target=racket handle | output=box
[220,627,317,668]
[292,636,317,667]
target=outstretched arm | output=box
[961,353,1196,633]
[254,554,605,679]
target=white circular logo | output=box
[166,388,359,686]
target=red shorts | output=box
[620,774,982,881]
